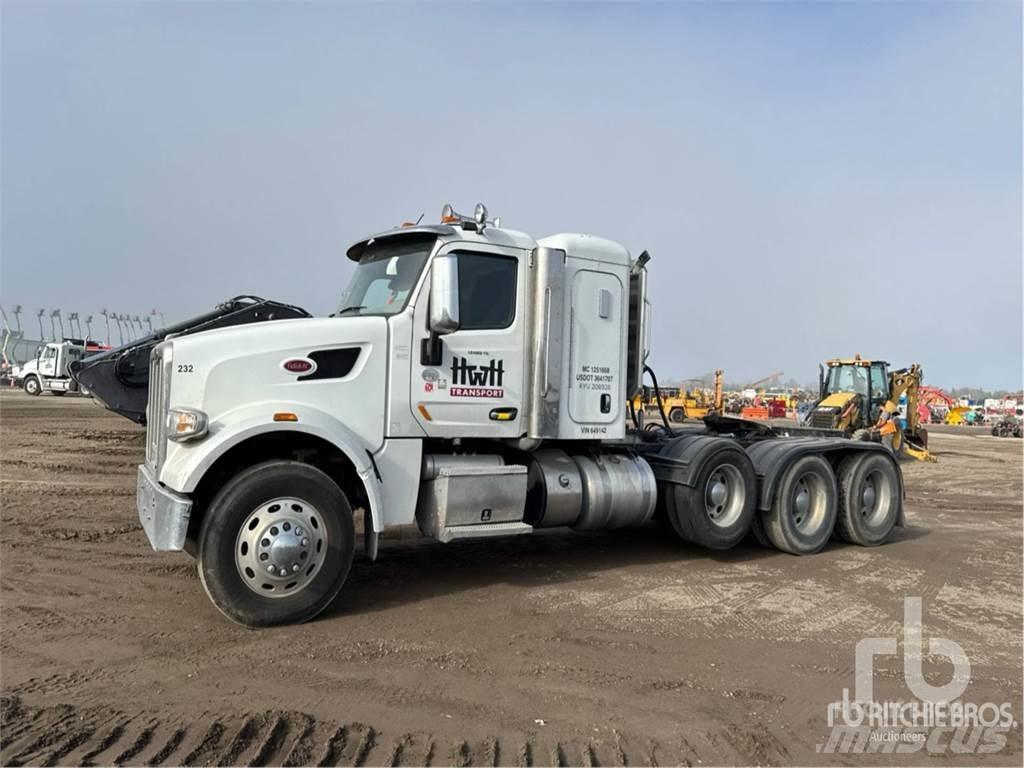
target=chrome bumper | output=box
[137,464,193,551]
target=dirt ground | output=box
[1,390,1021,766]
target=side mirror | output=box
[429,254,460,334]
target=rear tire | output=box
[666,446,756,549]
[762,455,837,555]
[836,452,900,546]
[669,407,685,424]
[198,460,355,627]
[23,376,41,396]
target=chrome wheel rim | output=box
[790,473,827,534]
[705,464,745,527]
[236,498,327,598]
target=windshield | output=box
[825,365,867,395]
[337,235,435,317]
[825,363,888,401]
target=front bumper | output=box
[137,464,193,551]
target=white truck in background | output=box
[129,203,906,627]
[14,340,96,396]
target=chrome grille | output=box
[145,343,171,470]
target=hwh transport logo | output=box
[819,597,1016,755]
[450,356,505,398]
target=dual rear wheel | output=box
[662,446,757,550]
[760,452,901,553]
[664,449,900,555]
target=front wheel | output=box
[23,376,41,396]
[669,408,686,424]
[198,460,355,627]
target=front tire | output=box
[23,376,41,396]
[835,452,900,546]
[198,460,355,627]
[669,408,686,424]
[762,455,837,555]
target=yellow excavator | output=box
[804,355,935,461]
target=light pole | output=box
[85,315,94,341]
[51,309,64,340]
[114,313,126,345]
[36,309,45,341]
[101,309,111,346]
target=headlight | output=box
[167,407,208,442]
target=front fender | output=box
[158,401,385,532]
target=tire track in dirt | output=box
[0,696,796,766]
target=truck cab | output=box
[15,340,87,396]
[135,204,905,627]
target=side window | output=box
[455,252,517,330]
[870,365,888,400]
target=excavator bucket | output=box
[70,296,310,424]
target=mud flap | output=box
[364,519,379,561]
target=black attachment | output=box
[69,296,310,424]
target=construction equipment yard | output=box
[0,390,1020,766]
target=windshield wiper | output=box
[334,305,365,316]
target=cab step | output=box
[437,522,533,543]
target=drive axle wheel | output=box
[666,446,756,550]
[23,376,41,396]
[763,455,837,555]
[836,453,900,546]
[198,460,354,627]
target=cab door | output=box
[38,345,58,377]
[410,244,526,438]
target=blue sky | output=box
[1,1,1021,389]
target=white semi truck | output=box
[129,204,905,627]
[14,340,95,396]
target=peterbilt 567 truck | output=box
[127,204,905,627]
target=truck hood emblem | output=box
[282,357,317,375]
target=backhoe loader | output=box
[632,370,724,423]
[804,355,935,461]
